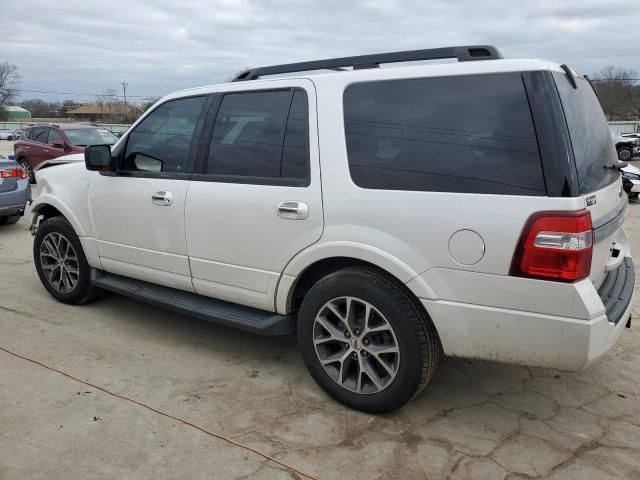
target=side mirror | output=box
[51,141,65,149]
[84,144,112,171]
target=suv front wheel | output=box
[297,267,440,413]
[33,216,103,304]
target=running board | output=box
[91,270,295,336]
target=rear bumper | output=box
[0,205,25,216]
[0,182,30,216]
[419,257,634,371]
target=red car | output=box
[14,123,118,182]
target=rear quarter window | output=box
[343,72,545,195]
[552,73,618,193]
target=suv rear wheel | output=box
[297,267,440,413]
[33,216,103,304]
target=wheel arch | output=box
[276,242,438,314]
[31,195,86,238]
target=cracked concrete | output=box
[1,182,639,478]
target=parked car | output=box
[622,132,640,141]
[0,130,21,141]
[0,154,29,225]
[621,162,640,199]
[14,124,118,182]
[29,46,634,413]
[612,131,640,161]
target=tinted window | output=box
[344,73,544,195]
[206,89,309,182]
[23,128,33,140]
[48,128,64,144]
[31,127,49,143]
[66,128,117,146]
[553,73,618,193]
[124,96,206,173]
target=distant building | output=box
[3,106,31,120]
[67,103,142,123]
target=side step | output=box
[91,270,295,336]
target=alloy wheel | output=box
[39,232,79,294]
[20,161,34,183]
[313,296,400,394]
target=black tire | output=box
[618,147,632,161]
[0,215,21,225]
[18,159,35,184]
[33,216,103,304]
[297,267,440,413]
[7,135,13,141]
[629,192,639,200]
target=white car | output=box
[29,46,634,413]
[0,130,20,141]
[621,162,640,198]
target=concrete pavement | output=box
[1,192,639,479]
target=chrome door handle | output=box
[151,191,174,206]
[278,201,309,220]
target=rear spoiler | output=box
[559,64,598,96]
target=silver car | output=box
[0,154,30,225]
[0,130,20,141]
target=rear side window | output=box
[553,73,618,193]
[343,73,545,195]
[206,88,309,183]
[31,127,49,143]
[48,129,63,144]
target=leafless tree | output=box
[95,87,119,122]
[592,66,640,120]
[0,62,20,119]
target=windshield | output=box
[65,128,118,147]
[553,73,618,193]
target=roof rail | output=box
[232,45,502,82]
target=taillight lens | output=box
[510,210,593,282]
[0,168,27,179]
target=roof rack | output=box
[232,45,503,82]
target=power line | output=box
[14,88,160,98]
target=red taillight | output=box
[0,168,27,179]
[510,209,593,282]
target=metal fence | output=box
[0,122,131,134]
[609,121,640,134]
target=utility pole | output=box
[121,81,128,123]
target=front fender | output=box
[31,193,86,237]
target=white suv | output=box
[30,46,634,412]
